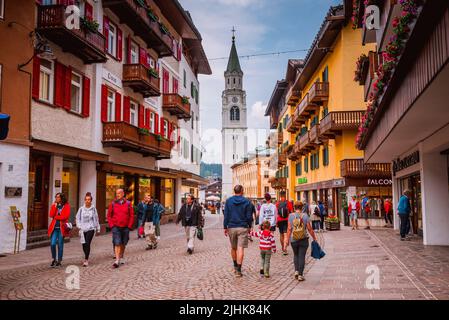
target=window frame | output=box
[107,22,117,57]
[129,100,138,127]
[130,41,139,64]
[39,59,55,104]
[150,112,155,133]
[107,89,115,122]
[70,71,83,114]
[163,119,169,138]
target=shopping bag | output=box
[311,240,325,259]
[196,227,204,241]
[138,226,145,236]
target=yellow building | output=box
[266,4,391,226]
[232,153,275,201]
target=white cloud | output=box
[249,101,269,129]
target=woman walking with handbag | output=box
[76,192,101,267]
[48,193,71,268]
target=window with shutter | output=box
[107,89,115,122]
[54,62,65,108]
[162,69,169,94]
[63,66,72,110]
[107,22,117,57]
[150,112,155,133]
[101,84,108,122]
[84,2,93,21]
[173,77,178,94]
[103,16,109,53]
[115,92,122,121]
[117,27,123,61]
[138,104,144,128]
[123,96,130,124]
[70,71,83,114]
[38,58,54,103]
[81,76,90,117]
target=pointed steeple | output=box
[226,28,242,74]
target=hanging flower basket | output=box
[354,54,369,84]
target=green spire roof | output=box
[226,36,242,73]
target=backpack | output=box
[278,201,289,219]
[292,213,307,241]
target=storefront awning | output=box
[159,168,209,186]
[32,139,109,162]
[99,162,177,179]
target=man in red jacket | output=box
[276,191,293,255]
[107,189,134,268]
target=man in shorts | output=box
[276,191,293,255]
[107,189,134,268]
[224,185,253,277]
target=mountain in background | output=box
[200,162,222,178]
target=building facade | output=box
[0,0,210,253]
[353,0,449,245]
[0,0,35,253]
[222,35,247,200]
[266,4,391,226]
[231,153,275,201]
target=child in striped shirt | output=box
[249,220,277,278]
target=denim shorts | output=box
[350,211,358,220]
[112,226,130,246]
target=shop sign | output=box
[333,179,345,187]
[367,178,392,186]
[393,151,419,176]
[297,177,308,185]
[103,69,122,89]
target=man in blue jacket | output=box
[397,190,412,241]
[224,185,253,278]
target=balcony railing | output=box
[102,122,171,158]
[309,124,321,144]
[162,94,191,119]
[299,132,310,151]
[277,131,283,145]
[286,116,299,133]
[123,64,160,97]
[278,153,287,166]
[269,177,287,190]
[319,111,363,139]
[102,0,174,57]
[340,159,392,178]
[287,144,299,161]
[269,109,279,129]
[287,88,301,106]
[308,82,329,103]
[37,5,107,63]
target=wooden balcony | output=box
[319,111,363,139]
[277,132,283,145]
[308,82,329,104]
[286,116,299,133]
[287,144,299,161]
[269,109,279,129]
[299,132,311,152]
[103,0,174,57]
[123,64,160,97]
[162,94,191,119]
[340,159,392,178]
[278,153,287,167]
[287,88,301,106]
[37,5,107,64]
[309,124,321,144]
[102,122,171,159]
[269,177,287,190]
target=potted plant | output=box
[181,96,190,104]
[354,53,369,85]
[159,23,170,36]
[156,134,163,142]
[148,68,159,79]
[80,17,100,33]
[138,128,150,136]
[325,216,341,231]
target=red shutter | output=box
[139,47,148,67]
[115,92,122,121]
[103,16,109,53]
[173,78,179,94]
[162,69,169,94]
[117,28,123,61]
[82,76,90,117]
[123,96,130,123]
[127,36,131,64]
[54,62,65,108]
[85,2,93,21]
[169,122,173,143]
[64,65,71,110]
[138,104,145,128]
[160,117,165,137]
[101,85,108,123]
[32,57,40,100]
[145,109,150,129]
[154,113,159,134]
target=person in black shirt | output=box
[176,194,203,254]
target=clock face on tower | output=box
[232,97,238,103]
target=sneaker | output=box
[298,275,305,281]
[400,238,406,241]
[260,269,264,275]
[55,261,62,268]
[83,261,88,267]
[282,251,288,256]
[119,259,125,265]
[113,262,119,268]
[264,274,270,278]
[405,237,411,241]
[50,260,57,268]
[294,271,299,280]
[146,245,153,250]
[235,271,243,278]
[187,248,193,255]
[157,236,161,240]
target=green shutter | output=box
[316,152,319,169]
[304,157,308,173]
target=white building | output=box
[221,35,247,200]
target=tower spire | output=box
[226,27,242,74]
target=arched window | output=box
[230,106,240,121]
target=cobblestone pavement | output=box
[0,215,448,300]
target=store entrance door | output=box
[28,153,50,232]
[400,173,422,236]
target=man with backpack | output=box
[285,201,317,281]
[276,191,293,255]
[107,189,134,269]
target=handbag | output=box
[138,225,145,236]
[196,227,204,241]
[62,222,73,234]
[311,240,325,259]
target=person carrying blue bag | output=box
[311,239,325,259]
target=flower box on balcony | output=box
[80,17,100,34]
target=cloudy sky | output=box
[179,0,341,163]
